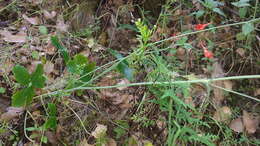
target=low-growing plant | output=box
[12,64,46,107]
[51,36,96,89]
[26,103,57,144]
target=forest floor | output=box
[0,0,260,146]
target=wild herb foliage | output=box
[147,57,217,145]
[51,35,96,89]
[12,64,46,107]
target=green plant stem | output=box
[24,111,35,143]
[0,0,17,13]
[65,103,90,135]
[70,75,260,90]
[254,0,259,19]
[36,75,260,102]
[210,84,260,102]
[149,18,260,47]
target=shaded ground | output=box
[0,0,260,146]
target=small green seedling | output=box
[51,36,96,87]
[12,64,46,107]
[108,49,134,81]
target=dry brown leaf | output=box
[213,106,232,123]
[184,96,195,107]
[0,107,24,122]
[22,14,40,25]
[26,0,42,4]
[79,138,93,146]
[116,78,130,90]
[56,15,68,32]
[45,131,58,145]
[0,30,27,43]
[176,48,186,60]
[106,138,117,146]
[236,48,245,57]
[223,80,233,90]
[44,41,56,55]
[43,10,56,19]
[229,118,244,133]
[0,58,14,75]
[44,61,54,74]
[211,62,225,105]
[254,88,260,96]
[91,124,107,139]
[243,110,257,134]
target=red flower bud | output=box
[194,23,211,31]
[203,49,214,58]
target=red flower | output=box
[203,49,214,58]
[194,23,211,31]
[199,41,214,59]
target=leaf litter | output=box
[0,0,260,145]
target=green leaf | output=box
[43,103,57,130]
[80,62,96,82]
[239,7,247,18]
[232,0,250,7]
[108,49,134,81]
[74,54,88,65]
[242,23,254,36]
[44,116,57,130]
[236,32,246,40]
[12,86,35,107]
[31,64,46,88]
[51,36,70,63]
[39,26,48,35]
[47,103,57,117]
[67,60,78,73]
[113,121,129,139]
[32,51,40,60]
[12,65,31,86]
[0,87,6,94]
[212,8,226,17]
[196,10,204,18]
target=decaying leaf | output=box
[176,48,186,60]
[45,131,58,145]
[79,138,94,146]
[22,14,40,25]
[254,88,260,96]
[44,61,54,74]
[0,58,14,75]
[56,15,68,32]
[223,80,233,90]
[116,78,130,90]
[0,107,24,122]
[243,110,258,134]
[106,138,117,146]
[97,73,137,109]
[43,10,56,19]
[213,106,232,123]
[211,62,225,105]
[229,118,244,133]
[0,30,27,43]
[236,48,245,57]
[44,41,56,55]
[91,124,107,139]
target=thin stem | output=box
[149,18,260,46]
[36,75,260,99]
[24,111,35,143]
[210,84,260,102]
[65,103,91,135]
[254,0,259,19]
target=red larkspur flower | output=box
[203,49,214,58]
[194,23,211,31]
